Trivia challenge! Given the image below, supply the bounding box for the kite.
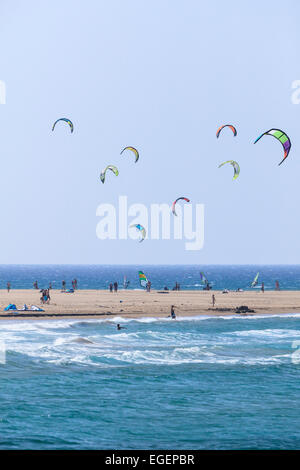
[216,124,237,138]
[218,160,240,180]
[100,165,119,183]
[52,118,74,133]
[171,197,190,216]
[254,129,291,166]
[130,223,146,242]
[120,146,139,163]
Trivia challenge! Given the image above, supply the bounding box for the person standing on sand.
[109,283,113,292]
[33,281,38,290]
[212,294,215,307]
[261,282,265,293]
[49,282,52,290]
[275,280,280,291]
[7,282,11,293]
[114,282,118,293]
[74,279,78,290]
[62,280,66,292]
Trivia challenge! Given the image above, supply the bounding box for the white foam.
[1,314,299,368]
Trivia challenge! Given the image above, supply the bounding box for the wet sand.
[0,289,299,320]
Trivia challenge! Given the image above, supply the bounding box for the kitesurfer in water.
[169,305,176,319]
[117,324,126,330]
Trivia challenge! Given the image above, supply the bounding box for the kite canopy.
[100,165,119,183]
[254,129,291,166]
[218,160,240,180]
[171,197,190,216]
[52,118,74,133]
[216,124,237,138]
[130,223,146,242]
[120,146,139,163]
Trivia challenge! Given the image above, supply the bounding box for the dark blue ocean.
[1,265,300,450]
[0,264,299,291]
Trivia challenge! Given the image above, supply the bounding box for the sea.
[0,264,300,291]
[1,265,300,450]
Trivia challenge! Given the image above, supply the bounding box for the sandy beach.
[0,289,299,320]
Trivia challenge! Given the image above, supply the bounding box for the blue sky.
[0,0,299,264]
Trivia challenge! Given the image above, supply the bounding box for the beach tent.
[30,305,44,311]
[4,304,17,311]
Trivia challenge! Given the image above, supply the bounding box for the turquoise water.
[1,314,300,449]
[0,264,300,290]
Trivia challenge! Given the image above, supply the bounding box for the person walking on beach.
[40,289,47,304]
[74,278,78,290]
[212,294,216,307]
[7,282,11,293]
[275,280,280,291]
[33,280,38,290]
[114,282,118,293]
[109,283,113,292]
[261,282,265,293]
[62,280,66,292]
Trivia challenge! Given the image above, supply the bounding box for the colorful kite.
[216,124,237,138]
[100,165,119,183]
[52,118,74,133]
[172,197,190,216]
[254,129,291,165]
[130,223,146,242]
[218,160,240,180]
[120,146,139,163]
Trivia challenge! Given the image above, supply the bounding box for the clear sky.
[0,0,299,264]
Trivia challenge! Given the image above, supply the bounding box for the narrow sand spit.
[0,289,299,320]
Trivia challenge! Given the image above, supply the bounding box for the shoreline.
[0,289,299,320]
